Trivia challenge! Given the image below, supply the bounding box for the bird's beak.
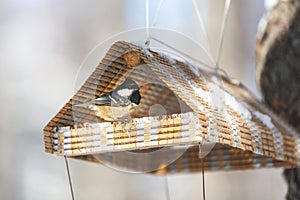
[129,103,137,111]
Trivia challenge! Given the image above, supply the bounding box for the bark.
[256,1,300,199]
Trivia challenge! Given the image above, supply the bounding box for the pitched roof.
[44,41,300,173]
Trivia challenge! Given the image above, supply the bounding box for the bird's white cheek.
[117,88,133,97]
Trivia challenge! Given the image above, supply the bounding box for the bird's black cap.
[116,78,139,90]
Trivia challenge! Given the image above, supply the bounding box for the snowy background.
[0,0,286,199]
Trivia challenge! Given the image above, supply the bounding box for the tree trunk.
[256,0,300,199]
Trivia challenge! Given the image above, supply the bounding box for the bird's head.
[115,78,141,105]
[115,78,139,96]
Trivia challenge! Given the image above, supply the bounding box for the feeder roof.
[44,41,300,174]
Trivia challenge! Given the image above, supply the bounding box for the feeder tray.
[44,41,300,174]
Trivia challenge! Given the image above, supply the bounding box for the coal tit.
[76,78,141,121]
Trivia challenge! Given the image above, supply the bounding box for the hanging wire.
[201,159,206,200]
[145,0,218,75]
[192,0,232,80]
[144,0,232,81]
[151,36,232,80]
[199,143,206,200]
[151,37,215,70]
[145,0,165,45]
[164,176,171,200]
[192,0,216,66]
[215,0,232,69]
[145,0,150,45]
[152,0,165,27]
[64,156,75,200]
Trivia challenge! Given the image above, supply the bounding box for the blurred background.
[0,0,286,199]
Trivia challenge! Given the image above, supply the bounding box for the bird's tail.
[73,101,93,108]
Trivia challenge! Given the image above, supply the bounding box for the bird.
[256,0,300,199]
[76,78,141,121]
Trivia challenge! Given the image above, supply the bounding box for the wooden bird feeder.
[44,41,300,174]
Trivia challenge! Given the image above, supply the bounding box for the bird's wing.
[92,95,115,106]
[74,93,131,107]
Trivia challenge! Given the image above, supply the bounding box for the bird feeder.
[44,41,300,174]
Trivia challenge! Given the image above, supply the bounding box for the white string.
[215,0,232,69]
[199,143,206,200]
[164,176,170,200]
[152,0,165,27]
[145,0,150,45]
[148,0,232,81]
[192,0,215,66]
[152,36,230,79]
[152,37,215,70]
[64,156,75,200]
[145,0,165,45]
